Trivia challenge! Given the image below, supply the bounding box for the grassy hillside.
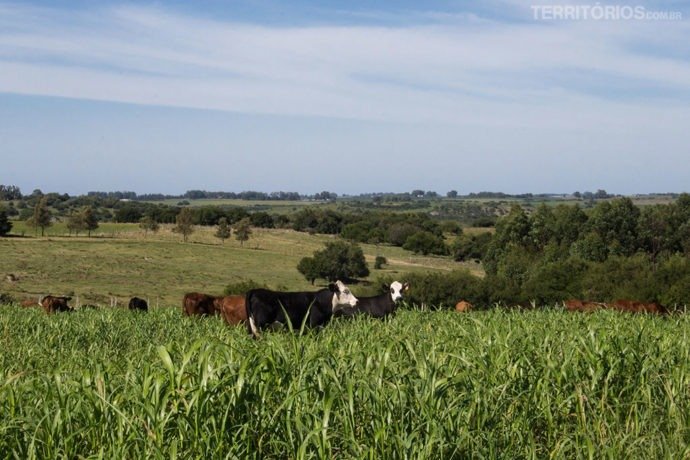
[0,225,472,306]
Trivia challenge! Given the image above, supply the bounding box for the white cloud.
[0,2,688,128]
[1,1,689,196]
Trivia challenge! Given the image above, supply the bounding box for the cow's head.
[387,281,410,302]
[329,280,358,311]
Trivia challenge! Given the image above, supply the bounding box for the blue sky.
[1,0,689,196]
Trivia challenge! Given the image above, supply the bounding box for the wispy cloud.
[0,1,688,129]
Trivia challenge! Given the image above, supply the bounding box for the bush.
[374,256,387,269]
[297,241,369,283]
[403,231,447,256]
[379,270,484,309]
[223,279,269,296]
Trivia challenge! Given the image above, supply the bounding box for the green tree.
[173,207,194,242]
[28,196,52,236]
[139,215,160,237]
[588,198,640,256]
[299,241,369,282]
[403,231,448,255]
[234,218,252,247]
[528,204,556,251]
[82,206,99,237]
[374,255,387,269]
[66,209,85,236]
[297,257,321,284]
[215,217,231,244]
[0,208,12,236]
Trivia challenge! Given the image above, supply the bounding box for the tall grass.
[1,306,690,458]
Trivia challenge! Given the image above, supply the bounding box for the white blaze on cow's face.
[389,281,409,302]
[331,280,358,312]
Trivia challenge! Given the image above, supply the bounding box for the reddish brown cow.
[20,298,40,308]
[182,292,218,316]
[40,295,73,314]
[609,299,668,315]
[564,299,607,313]
[455,300,473,312]
[214,295,247,325]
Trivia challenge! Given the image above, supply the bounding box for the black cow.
[334,281,409,319]
[245,280,358,338]
[128,296,148,311]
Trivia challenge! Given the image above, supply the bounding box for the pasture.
[1,306,690,458]
[0,225,468,306]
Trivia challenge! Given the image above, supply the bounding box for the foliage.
[28,196,52,236]
[173,207,194,242]
[67,206,99,237]
[3,308,690,457]
[374,255,387,269]
[223,279,269,295]
[234,218,252,246]
[298,241,369,283]
[139,215,160,236]
[214,217,231,244]
[402,231,448,255]
[451,232,492,262]
[0,184,22,200]
[0,208,12,236]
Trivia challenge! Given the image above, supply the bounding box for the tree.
[82,206,99,236]
[297,257,320,284]
[297,241,369,283]
[374,255,387,269]
[0,208,12,236]
[139,215,160,237]
[66,209,85,236]
[215,217,231,244]
[173,207,194,242]
[403,231,448,255]
[447,190,458,198]
[234,218,252,247]
[28,196,52,236]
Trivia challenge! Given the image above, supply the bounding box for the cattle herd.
[19,281,670,336]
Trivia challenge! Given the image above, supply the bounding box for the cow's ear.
[382,283,389,292]
[328,283,337,292]
[403,283,410,291]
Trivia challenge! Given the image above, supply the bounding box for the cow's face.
[329,280,358,311]
[389,281,409,302]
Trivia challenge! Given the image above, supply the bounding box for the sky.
[1,0,689,196]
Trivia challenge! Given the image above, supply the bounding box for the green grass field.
[1,306,689,458]
[0,225,471,306]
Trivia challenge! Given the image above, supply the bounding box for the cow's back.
[215,295,247,325]
[455,300,473,312]
[41,295,72,314]
[183,292,217,316]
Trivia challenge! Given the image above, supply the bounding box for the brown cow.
[40,295,73,314]
[182,292,219,316]
[564,299,607,313]
[20,298,41,308]
[214,295,247,325]
[609,299,668,315]
[455,300,473,312]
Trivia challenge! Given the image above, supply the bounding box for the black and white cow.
[334,281,409,319]
[245,280,358,338]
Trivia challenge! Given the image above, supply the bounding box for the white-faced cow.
[334,281,409,320]
[245,280,358,338]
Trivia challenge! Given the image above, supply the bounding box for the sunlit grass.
[0,227,471,306]
[1,307,689,458]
